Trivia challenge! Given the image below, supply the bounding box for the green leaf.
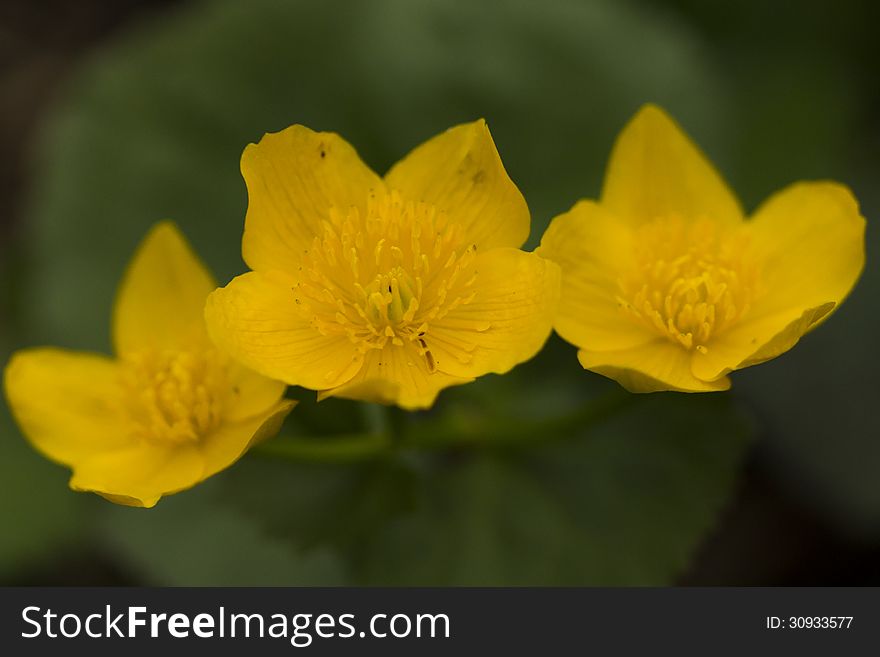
[222,391,752,585]
[218,455,420,557]
[363,394,752,585]
[97,481,348,586]
[0,350,88,581]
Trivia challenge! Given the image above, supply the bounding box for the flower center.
[617,215,760,353]
[294,190,478,377]
[119,349,228,443]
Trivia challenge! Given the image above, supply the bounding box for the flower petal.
[537,200,656,352]
[601,104,743,227]
[69,443,203,508]
[426,248,560,378]
[224,362,288,423]
[691,182,865,381]
[747,182,865,321]
[692,303,835,381]
[321,343,473,410]
[241,125,385,273]
[3,348,132,466]
[384,120,529,249]
[578,341,731,393]
[205,270,362,390]
[113,221,215,355]
[202,399,296,479]
[69,401,296,508]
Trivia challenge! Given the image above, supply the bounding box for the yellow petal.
[427,248,560,378]
[578,341,731,393]
[601,104,743,226]
[537,200,656,351]
[747,182,865,321]
[202,399,296,480]
[691,182,865,381]
[692,303,835,381]
[69,402,296,508]
[69,443,203,509]
[3,348,132,466]
[241,125,385,273]
[113,221,215,355]
[384,119,529,249]
[321,343,473,410]
[224,362,288,423]
[205,270,363,390]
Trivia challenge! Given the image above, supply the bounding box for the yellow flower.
[538,104,866,392]
[3,222,295,507]
[205,120,560,409]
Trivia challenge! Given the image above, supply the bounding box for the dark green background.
[0,0,877,584]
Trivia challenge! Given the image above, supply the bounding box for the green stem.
[253,431,390,462]
[397,388,636,451]
[360,402,391,435]
[253,389,635,463]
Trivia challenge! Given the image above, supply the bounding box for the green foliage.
[0,237,88,578]
[98,482,347,586]
[211,353,752,585]
[0,350,87,580]
[364,395,751,585]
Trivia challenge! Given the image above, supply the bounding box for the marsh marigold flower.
[538,104,865,392]
[3,222,295,507]
[205,120,560,409]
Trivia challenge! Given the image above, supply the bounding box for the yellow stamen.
[119,349,228,443]
[293,190,481,370]
[617,215,761,352]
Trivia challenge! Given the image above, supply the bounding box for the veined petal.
[537,200,656,351]
[241,125,385,273]
[205,270,362,390]
[601,104,743,227]
[385,120,529,249]
[427,248,560,378]
[224,362,288,423]
[69,443,203,508]
[3,348,132,466]
[113,221,215,355]
[692,303,835,381]
[321,343,473,410]
[202,399,296,480]
[691,182,865,381]
[578,341,731,393]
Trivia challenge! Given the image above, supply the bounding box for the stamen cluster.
[618,216,760,353]
[120,349,228,443]
[294,190,479,378]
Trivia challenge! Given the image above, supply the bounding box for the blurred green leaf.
[222,393,751,585]
[98,481,348,586]
[0,354,88,582]
[0,238,89,581]
[220,455,420,555]
[364,394,752,585]
[725,53,856,211]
